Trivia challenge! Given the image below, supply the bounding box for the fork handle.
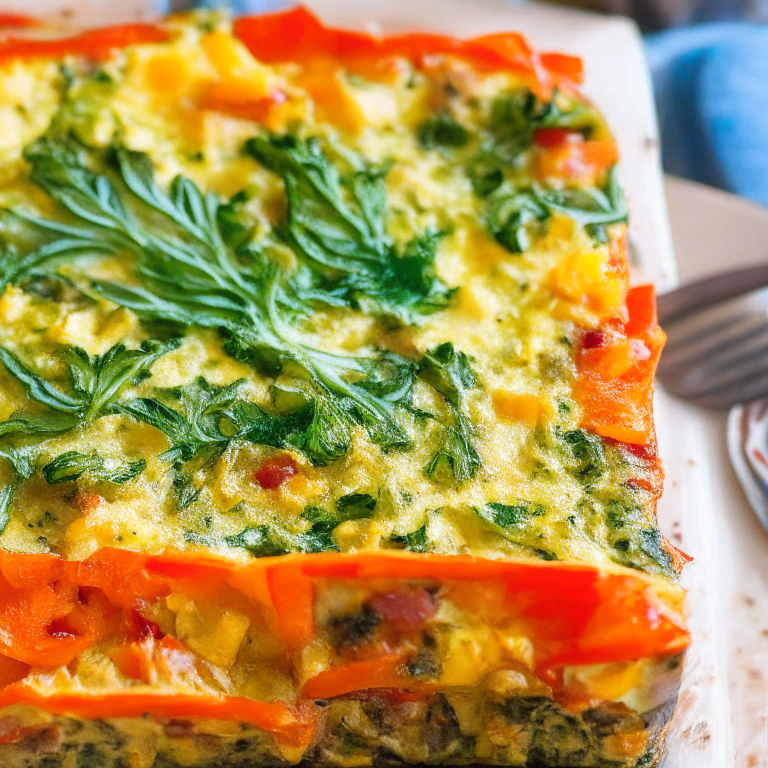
[658,263,768,324]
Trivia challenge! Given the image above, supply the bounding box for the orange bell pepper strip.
[296,551,689,669]
[0,14,36,28]
[0,686,319,747]
[234,6,582,95]
[267,561,315,653]
[303,652,409,699]
[110,639,156,684]
[0,548,688,686]
[0,654,29,688]
[574,284,666,446]
[0,552,114,667]
[0,22,170,65]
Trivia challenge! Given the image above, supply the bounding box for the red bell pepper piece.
[0,22,170,65]
[574,283,666,446]
[234,5,582,95]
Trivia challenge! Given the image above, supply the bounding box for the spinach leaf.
[42,450,146,485]
[298,492,377,553]
[118,377,249,465]
[0,339,177,436]
[390,522,428,552]
[225,492,377,557]
[604,499,675,576]
[535,166,627,228]
[557,427,606,486]
[418,343,481,483]
[418,114,470,150]
[0,339,173,528]
[121,377,355,468]
[0,446,32,535]
[474,501,555,559]
[485,189,549,253]
[225,525,289,557]
[486,167,627,254]
[171,465,201,510]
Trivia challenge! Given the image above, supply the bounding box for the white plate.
[664,175,768,768]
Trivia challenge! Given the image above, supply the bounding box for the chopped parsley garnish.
[0,340,175,530]
[6,135,426,463]
[246,134,455,324]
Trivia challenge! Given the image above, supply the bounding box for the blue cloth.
[646,24,768,206]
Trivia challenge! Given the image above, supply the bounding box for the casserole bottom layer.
[0,688,677,768]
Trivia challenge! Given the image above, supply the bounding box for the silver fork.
[657,264,768,408]
[657,265,768,531]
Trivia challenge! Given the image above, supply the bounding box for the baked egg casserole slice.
[0,8,688,768]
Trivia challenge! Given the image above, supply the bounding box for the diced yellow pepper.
[297,60,366,135]
[143,51,193,94]
[552,248,624,317]
[458,283,492,319]
[493,390,547,428]
[440,625,501,686]
[201,31,273,102]
[166,593,251,669]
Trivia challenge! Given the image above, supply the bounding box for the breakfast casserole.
[0,7,689,767]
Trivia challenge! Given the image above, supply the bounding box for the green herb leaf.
[42,450,146,485]
[297,492,377,553]
[225,525,289,557]
[119,377,248,465]
[486,189,549,253]
[418,113,470,150]
[0,339,177,437]
[535,166,627,228]
[171,465,202,510]
[336,492,377,519]
[474,501,555,559]
[557,427,606,486]
[487,167,627,254]
[0,340,173,531]
[390,522,428,552]
[418,343,481,483]
[13,136,419,460]
[246,134,455,324]
[121,377,349,468]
